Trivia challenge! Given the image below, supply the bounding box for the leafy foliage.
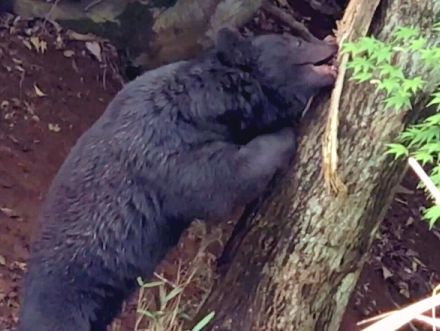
[343,23,440,227]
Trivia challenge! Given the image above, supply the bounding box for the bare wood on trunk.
[195,1,440,330]
[322,0,381,194]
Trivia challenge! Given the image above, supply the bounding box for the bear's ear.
[215,27,252,67]
[216,27,243,51]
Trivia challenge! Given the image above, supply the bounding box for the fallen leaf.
[406,248,418,256]
[30,36,40,50]
[0,255,6,266]
[398,282,410,299]
[67,31,98,41]
[382,266,393,279]
[55,34,64,49]
[405,216,414,226]
[411,261,418,272]
[275,0,289,6]
[12,58,22,65]
[0,100,9,109]
[34,84,46,97]
[413,256,424,267]
[11,98,21,107]
[48,123,61,132]
[63,50,75,58]
[0,207,19,218]
[22,39,32,50]
[10,261,26,272]
[85,41,102,62]
[399,286,410,298]
[30,36,47,54]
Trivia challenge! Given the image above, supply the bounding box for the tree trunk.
[195,1,440,330]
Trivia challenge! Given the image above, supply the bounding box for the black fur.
[17,28,337,331]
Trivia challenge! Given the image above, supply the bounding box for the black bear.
[17,28,337,331]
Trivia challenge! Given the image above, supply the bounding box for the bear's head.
[216,27,338,112]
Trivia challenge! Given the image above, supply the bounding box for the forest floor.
[0,12,439,331]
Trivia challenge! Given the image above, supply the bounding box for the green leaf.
[419,142,440,154]
[351,71,373,83]
[431,164,440,176]
[358,36,381,55]
[414,151,434,164]
[423,205,440,229]
[179,312,192,321]
[430,166,440,187]
[420,48,440,68]
[378,64,405,79]
[386,143,409,159]
[370,45,393,64]
[423,113,440,126]
[376,78,401,95]
[341,42,361,55]
[347,56,374,75]
[137,309,158,320]
[399,126,420,143]
[159,283,167,309]
[402,76,425,94]
[408,37,427,51]
[392,26,419,42]
[163,287,183,304]
[384,90,412,111]
[139,280,164,288]
[192,312,216,331]
[407,126,440,148]
[433,22,440,32]
[430,172,440,187]
[428,90,440,107]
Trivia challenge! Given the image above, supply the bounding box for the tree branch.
[262,0,319,42]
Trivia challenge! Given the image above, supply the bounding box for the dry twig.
[262,0,319,42]
[360,290,440,331]
[408,157,440,205]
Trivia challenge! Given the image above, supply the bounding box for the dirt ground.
[340,170,440,331]
[0,14,439,331]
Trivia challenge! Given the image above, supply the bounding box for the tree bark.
[195,1,440,330]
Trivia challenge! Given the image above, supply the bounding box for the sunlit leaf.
[392,26,419,42]
[423,205,440,229]
[192,312,216,331]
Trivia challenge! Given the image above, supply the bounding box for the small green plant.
[342,24,440,227]
[136,276,215,331]
[134,223,221,331]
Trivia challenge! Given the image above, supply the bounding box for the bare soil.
[0,14,439,331]
[340,171,440,331]
[0,16,122,329]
